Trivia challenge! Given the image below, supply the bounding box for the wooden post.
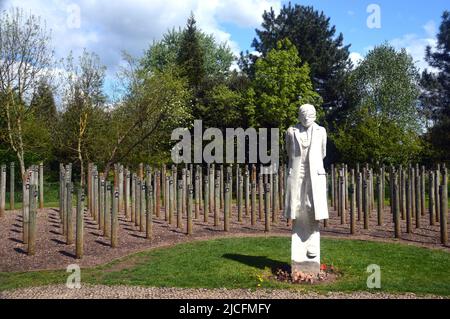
[177,180,183,229]
[76,188,84,259]
[244,167,249,217]
[131,174,136,224]
[401,167,406,220]
[187,184,193,235]
[169,177,174,225]
[195,166,200,219]
[27,184,37,255]
[9,162,14,210]
[440,167,448,245]
[99,177,105,232]
[377,173,382,226]
[182,168,187,218]
[237,168,243,222]
[154,170,160,219]
[104,182,111,238]
[38,162,44,209]
[66,182,74,245]
[209,164,214,213]
[0,165,6,217]
[23,174,30,244]
[411,167,416,218]
[331,164,335,208]
[363,176,369,230]
[136,179,141,227]
[429,171,435,226]
[258,168,263,220]
[140,181,146,232]
[435,166,440,222]
[111,187,119,248]
[393,174,401,239]
[251,181,256,226]
[203,176,209,223]
[421,166,426,217]
[350,169,356,234]
[415,173,421,229]
[406,180,412,234]
[357,172,362,221]
[224,182,230,232]
[214,175,220,227]
[339,173,345,224]
[265,183,271,232]
[146,183,153,240]
[220,165,224,210]
[272,171,279,224]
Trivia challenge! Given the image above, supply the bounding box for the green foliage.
[249,3,351,112]
[250,38,322,133]
[331,44,423,165]
[421,11,450,162]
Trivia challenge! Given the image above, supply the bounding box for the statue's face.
[298,104,316,128]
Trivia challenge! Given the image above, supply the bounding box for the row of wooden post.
[0,162,44,218]
[330,163,448,245]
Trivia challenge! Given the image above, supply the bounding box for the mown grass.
[0,237,449,296]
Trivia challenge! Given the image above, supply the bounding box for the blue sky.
[2,0,448,92]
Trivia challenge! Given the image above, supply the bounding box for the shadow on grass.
[222,253,289,274]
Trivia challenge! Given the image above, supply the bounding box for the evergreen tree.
[30,81,57,123]
[247,3,351,113]
[421,11,450,161]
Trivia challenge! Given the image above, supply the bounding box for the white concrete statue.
[284,104,329,275]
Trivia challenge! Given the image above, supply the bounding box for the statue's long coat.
[284,123,329,221]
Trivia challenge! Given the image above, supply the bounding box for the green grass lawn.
[0,237,449,296]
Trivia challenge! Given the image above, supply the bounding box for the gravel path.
[0,284,445,299]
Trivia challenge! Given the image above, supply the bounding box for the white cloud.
[349,52,363,67]
[390,34,437,72]
[2,0,281,84]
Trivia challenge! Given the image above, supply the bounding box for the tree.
[0,8,54,181]
[141,14,236,124]
[331,44,423,165]
[30,81,57,123]
[59,50,106,185]
[99,54,191,176]
[249,38,322,133]
[420,11,450,161]
[248,3,351,113]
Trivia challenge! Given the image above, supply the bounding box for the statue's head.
[298,104,316,128]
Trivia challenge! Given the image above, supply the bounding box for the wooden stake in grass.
[435,166,440,223]
[23,176,30,244]
[440,167,448,246]
[155,170,160,218]
[66,182,74,245]
[203,175,209,223]
[140,181,146,232]
[0,164,6,217]
[331,164,335,209]
[136,179,141,227]
[377,173,382,226]
[187,184,193,235]
[363,177,369,230]
[177,180,183,229]
[224,182,230,232]
[406,179,412,234]
[415,173,421,229]
[250,181,256,226]
[104,182,111,238]
[111,187,119,248]
[393,174,401,239]
[357,172,362,221]
[146,183,153,240]
[272,172,279,225]
[27,184,37,255]
[99,177,105,232]
[195,167,200,219]
[339,173,345,224]
[169,177,174,225]
[214,176,220,227]
[76,188,84,259]
[131,174,136,224]
[39,162,44,209]
[238,168,243,222]
[264,183,271,233]
[350,169,356,235]
[9,162,14,211]
[429,171,435,226]
[258,167,263,220]
[244,167,249,217]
